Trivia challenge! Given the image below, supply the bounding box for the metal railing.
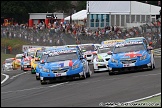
[1,24,161,54]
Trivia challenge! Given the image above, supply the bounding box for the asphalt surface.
[1,57,161,107]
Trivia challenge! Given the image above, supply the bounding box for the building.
[64,10,87,25]
[28,13,68,27]
[86,1,161,29]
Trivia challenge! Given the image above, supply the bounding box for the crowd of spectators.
[1,18,161,49]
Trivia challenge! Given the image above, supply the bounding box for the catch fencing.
[1,24,161,55]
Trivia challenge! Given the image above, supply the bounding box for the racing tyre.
[40,80,47,85]
[153,57,155,69]
[13,65,16,70]
[81,71,87,79]
[149,58,155,70]
[86,67,91,78]
[109,72,114,76]
[36,75,40,80]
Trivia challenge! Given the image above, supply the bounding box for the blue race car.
[108,40,155,75]
[39,48,91,84]
[35,48,57,80]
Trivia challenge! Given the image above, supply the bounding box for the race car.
[31,58,40,74]
[125,37,154,54]
[12,54,23,70]
[21,48,37,71]
[64,44,78,48]
[101,39,125,45]
[2,58,14,71]
[78,44,98,63]
[39,47,91,85]
[31,48,45,74]
[93,45,114,72]
[108,40,155,75]
[35,48,57,80]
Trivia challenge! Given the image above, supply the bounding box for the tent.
[64,10,87,21]
[87,1,161,15]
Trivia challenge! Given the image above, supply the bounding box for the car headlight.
[72,64,79,69]
[38,65,42,69]
[42,67,50,72]
[111,58,118,63]
[140,55,147,60]
[96,58,104,62]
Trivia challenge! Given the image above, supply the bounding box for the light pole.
[87,1,90,28]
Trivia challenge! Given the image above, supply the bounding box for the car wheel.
[31,69,35,74]
[86,67,91,78]
[109,72,114,75]
[40,80,47,85]
[153,57,155,69]
[36,75,40,80]
[150,62,154,70]
[81,70,87,79]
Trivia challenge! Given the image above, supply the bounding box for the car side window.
[78,49,83,57]
[143,39,148,47]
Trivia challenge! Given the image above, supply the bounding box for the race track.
[1,57,161,107]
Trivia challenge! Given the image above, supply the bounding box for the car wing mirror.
[40,60,44,64]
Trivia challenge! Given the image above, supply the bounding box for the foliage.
[1,1,160,24]
[1,38,30,49]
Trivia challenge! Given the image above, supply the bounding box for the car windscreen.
[40,54,48,61]
[36,51,43,57]
[16,56,22,59]
[5,59,13,63]
[80,45,95,51]
[46,53,78,63]
[27,52,35,56]
[113,44,145,54]
[98,47,114,53]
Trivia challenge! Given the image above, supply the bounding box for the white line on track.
[1,82,69,94]
[111,93,161,107]
[10,72,27,79]
[125,92,161,103]
[1,73,9,84]
[104,93,161,107]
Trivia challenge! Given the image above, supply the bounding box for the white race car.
[78,44,100,63]
[2,58,14,71]
[93,45,114,72]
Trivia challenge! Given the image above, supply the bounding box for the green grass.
[137,95,161,103]
[117,95,161,107]
[1,38,32,51]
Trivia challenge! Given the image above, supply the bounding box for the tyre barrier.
[153,48,161,56]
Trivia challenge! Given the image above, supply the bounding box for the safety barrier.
[153,48,161,56]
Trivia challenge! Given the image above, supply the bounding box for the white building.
[86,1,161,28]
[64,10,87,25]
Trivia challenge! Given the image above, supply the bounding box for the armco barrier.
[153,48,161,56]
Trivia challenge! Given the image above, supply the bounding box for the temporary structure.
[64,10,87,21]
